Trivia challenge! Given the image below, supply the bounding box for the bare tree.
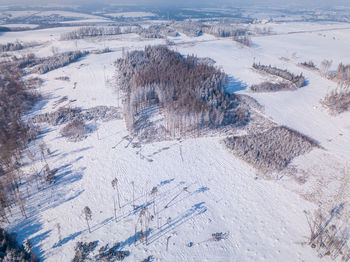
[111,178,121,209]
[83,206,92,233]
[56,223,62,242]
[320,59,333,77]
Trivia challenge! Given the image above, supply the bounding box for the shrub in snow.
[96,243,130,261]
[299,61,317,70]
[73,241,130,261]
[0,41,39,52]
[55,76,70,81]
[60,119,88,142]
[321,84,350,115]
[335,63,350,82]
[72,241,98,262]
[224,126,319,172]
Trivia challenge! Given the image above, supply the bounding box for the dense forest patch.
[115,45,249,141]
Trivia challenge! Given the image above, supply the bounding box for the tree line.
[60,26,122,40]
[0,61,41,224]
[253,63,305,88]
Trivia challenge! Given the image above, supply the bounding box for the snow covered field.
[2,19,350,261]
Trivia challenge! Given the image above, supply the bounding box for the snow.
[105,12,157,18]
[59,18,112,24]
[1,10,104,20]
[0,23,39,29]
[3,20,350,261]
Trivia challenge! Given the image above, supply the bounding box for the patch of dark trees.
[137,24,179,39]
[60,26,122,40]
[224,126,319,172]
[252,63,306,92]
[0,228,38,261]
[0,27,10,32]
[299,61,318,70]
[6,51,88,75]
[72,241,130,262]
[321,63,350,115]
[0,41,39,53]
[31,51,88,74]
[115,45,249,141]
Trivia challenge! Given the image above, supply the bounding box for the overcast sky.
[2,0,350,8]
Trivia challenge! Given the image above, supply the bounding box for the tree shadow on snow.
[225,76,247,93]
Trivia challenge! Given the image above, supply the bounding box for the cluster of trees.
[224,126,318,172]
[137,24,178,39]
[0,41,39,53]
[321,82,350,115]
[115,45,248,139]
[172,21,203,37]
[253,63,305,88]
[233,35,252,47]
[33,106,122,126]
[31,51,88,74]
[335,63,350,82]
[60,26,122,40]
[250,81,294,92]
[321,62,350,115]
[299,61,317,70]
[60,119,89,142]
[0,228,37,261]
[72,240,130,261]
[1,51,87,75]
[203,24,249,38]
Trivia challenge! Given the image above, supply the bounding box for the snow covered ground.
[3,20,350,261]
[105,12,157,18]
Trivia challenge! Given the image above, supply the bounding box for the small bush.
[299,61,317,70]
[60,119,88,142]
[55,76,70,81]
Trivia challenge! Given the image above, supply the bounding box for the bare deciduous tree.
[83,206,92,233]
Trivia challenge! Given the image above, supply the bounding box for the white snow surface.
[3,21,350,261]
[105,12,156,18]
